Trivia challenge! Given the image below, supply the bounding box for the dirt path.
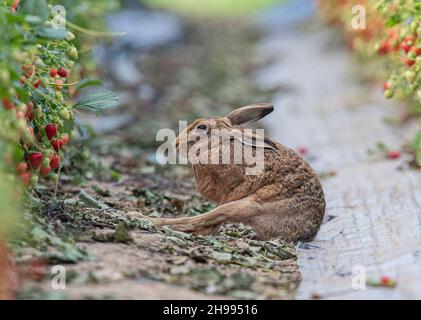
[16,17,300,300]
[256,6,421,299]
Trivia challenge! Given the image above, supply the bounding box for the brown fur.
[135,104,325,242]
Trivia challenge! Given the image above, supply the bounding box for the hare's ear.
[229,128,276,150]
[226,103,273,126]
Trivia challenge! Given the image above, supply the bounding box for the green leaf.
[74,89,120,113]
[20,0,48,23]
[385,14,402,27]
[75,78,103,90]
[62,119,75,135]
[34,27,69,39]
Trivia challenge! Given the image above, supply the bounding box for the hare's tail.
[135,197,260,235]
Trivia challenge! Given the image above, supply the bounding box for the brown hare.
[138,103,325,242]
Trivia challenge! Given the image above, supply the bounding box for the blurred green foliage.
[0,131,19,236]
[144,0,283,16]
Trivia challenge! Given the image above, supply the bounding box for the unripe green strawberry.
[409,21,418,33]
[70,129,77,140]
[405,70,415,82]
[417,90,421,103]
[11,49,27,63]
[66,32,75,41]
[16,103,27,114]
[59,108,70,120]
[22,130,33,145]
[30,174,39,187]
[13,119,27,133]
[42,149,55,158]
[41,157,50,168]
[408,50,417,61]
[384,89,394,99]
[34,56,45,67]
[34,105,43,119]
[81,150,90,160]
[40,76,49,87]
[51,173,59,183]
[55,91,64,101]
[8,87,16,96]
[69,47,78,60]
[0,69,10,83]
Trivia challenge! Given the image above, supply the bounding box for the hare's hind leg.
[247,197,325,242]
[137,197,261,235]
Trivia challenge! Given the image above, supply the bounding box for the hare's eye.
[197,124,207,131]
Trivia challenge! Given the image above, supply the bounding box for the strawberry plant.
[318,0,420,107]
[317,0,420,165]
[0,0,119,190]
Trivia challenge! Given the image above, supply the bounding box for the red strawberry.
[380,276,395,287]
[50,154,60,170]
[16,162,27,174]
[401,41,412,54]
[15,110,25,119]
[410,46,421,56]
[26,101,34,116]
[21,64,35,77]
[60,134,69,145]
[377,41,390,55]
[7,101,15,110]
[28,152,43,170]
[388,150,400,159]
[54,79,63,90]
[404,57,415,67]
[298,146,308,155]
[50,68,58,77]
[21,172,31,186]
[52,139,64,151]
[58,67,68,78]
[11,0,20,11]
[40,166,51,177]
[34,79,41,89]
[45,123,58,140]
[383,82,391,91]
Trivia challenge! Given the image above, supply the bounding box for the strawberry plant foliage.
[0,0,119,189]
[318,0,420,106]
[74,89,120,113]
[318,0,421,165]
